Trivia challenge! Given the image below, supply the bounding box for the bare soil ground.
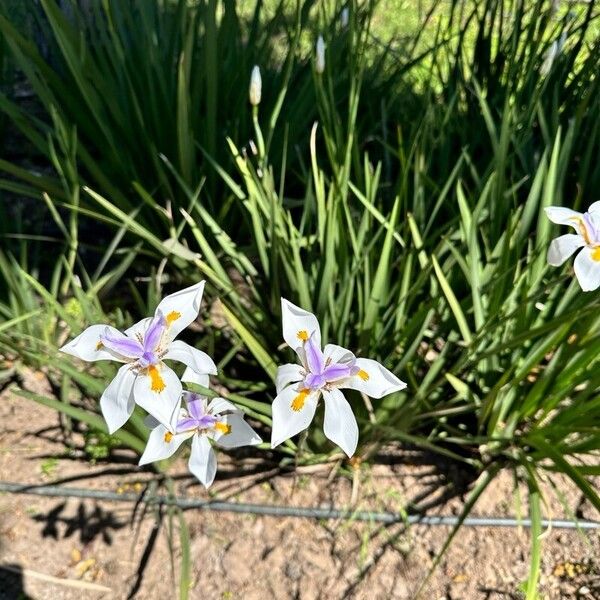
[0,372,599,600]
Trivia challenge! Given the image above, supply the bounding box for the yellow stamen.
[215,422,231,435]
[297,330,308,342]
[96,341,104,350]
[357,369,370,381]
[166,310,182,325]
[148,365,166,393]
[164,431,173,443]
[592,247,600,262]
[291,389,309,411]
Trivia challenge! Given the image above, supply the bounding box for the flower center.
[304,372,327,390]
[175,413,232,436]
[195,415,218,429]
[138,350,158,369]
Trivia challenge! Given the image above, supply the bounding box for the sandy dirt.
[0,371,599,600]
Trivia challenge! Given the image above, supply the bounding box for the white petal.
[341,358,406,399]
[323,344,356,365]
[181,367,210,388]
[144,405,187,429]
[60,324,126,363]
[270,385,319,449]
[139,424,188,465]
[544,206,582,228]
[574,247,600,291]
[587,201,600,216]
[189,435,217,488]
[214,413,262,448]
[207,397,240,415]
[276,363,304,394]
[124,317,152,340]
[322,388,358,457]
[99,365,137,433]
[547,234,585,266]
[281,298,321,353]
[163,340,217,375]
[133,364,182,427]
[155,281,205,340]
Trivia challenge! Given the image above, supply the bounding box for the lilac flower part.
[176,417,202,432]
[100,330,143,359]
[176,414,217,432]
[196,414,218,428]
[183,392,205,418]
[180,393,220,430]
[583,212,600,244]
[186,397,206,421]
[322,363,352,381]
[305,333,324,373]
[137,351,158,369]
[143,313,166,352]
[305,372,327,390]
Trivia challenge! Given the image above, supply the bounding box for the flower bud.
[341,7,349,28]
[249,65,262,106]
[541,41,558,76]
[315,36,325,74]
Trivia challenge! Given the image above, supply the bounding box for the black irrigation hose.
[1,481,600,530]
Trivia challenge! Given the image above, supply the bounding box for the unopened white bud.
[341,7,349,28]
[316,36,325,74]
[558,30,567,53]
[541,41,558,76]
[249,65,262,106]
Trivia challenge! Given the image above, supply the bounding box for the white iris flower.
[546,203,600,291]
[60,282,217,432]
[140,378,262,488]
[271,299,406,457]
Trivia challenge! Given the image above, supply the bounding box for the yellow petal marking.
[96,341,104,350]
[215,422,231,435]
[291,388,309,411]
[357,369,370,381]
[148,365,166,393]
[592,247,600,262]
[166,310,182,325]
[297,330,308,342]
[570,217,591,246]
[164,431,173,443]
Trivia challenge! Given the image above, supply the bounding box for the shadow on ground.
[33,501,126,545]
[0,564,33,599]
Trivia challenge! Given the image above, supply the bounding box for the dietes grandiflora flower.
[60,282,217,432]
[271,299,406,457]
